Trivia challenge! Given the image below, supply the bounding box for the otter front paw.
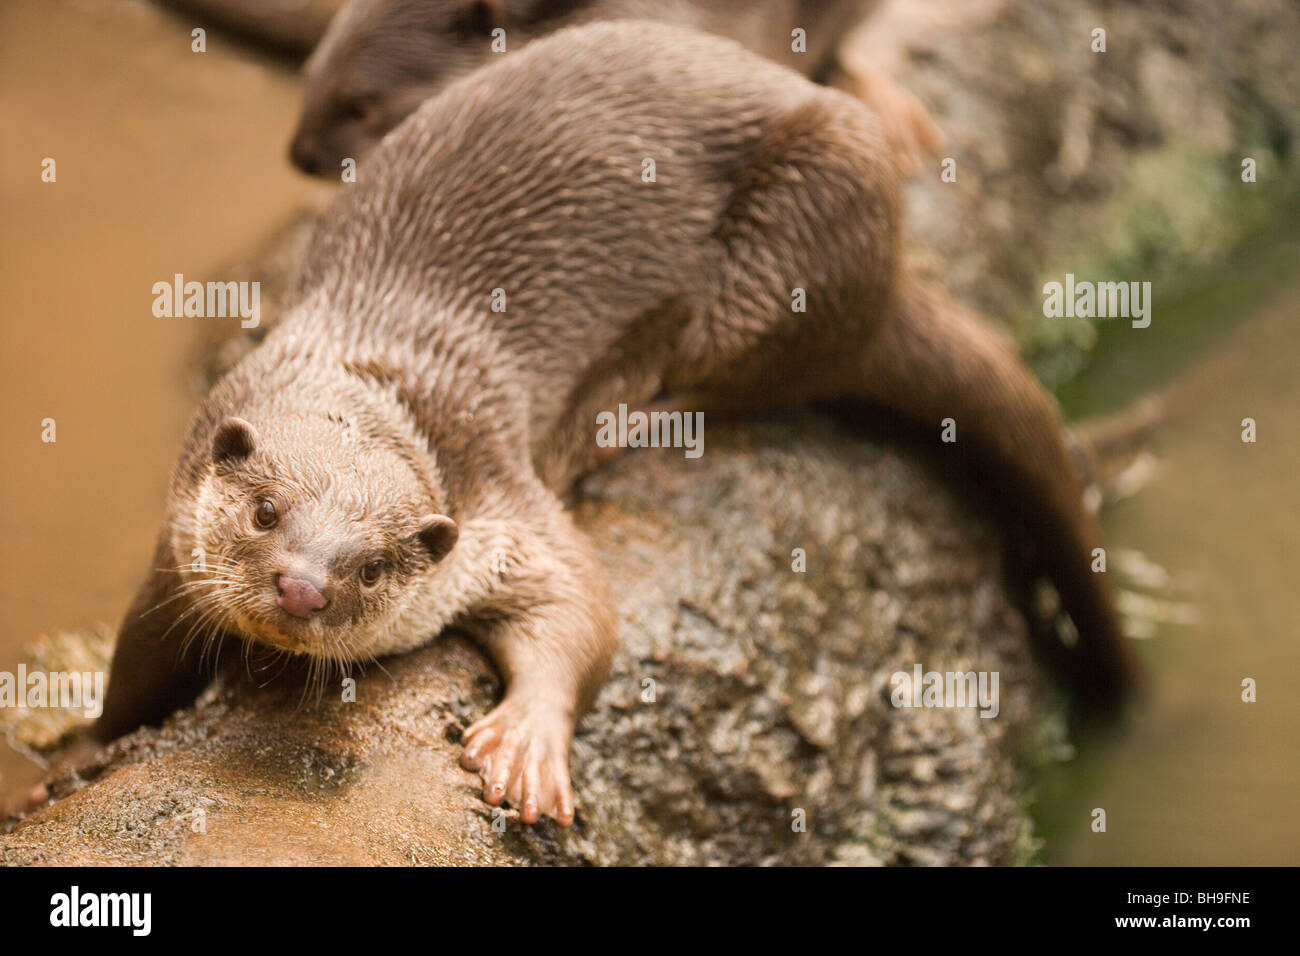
[2,779,51,821]
[459,699,576,827]
[2,734,107,820]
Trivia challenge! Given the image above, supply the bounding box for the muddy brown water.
[1036,260,1300,865]
[2,0,1297,864]
[0,0,324,795]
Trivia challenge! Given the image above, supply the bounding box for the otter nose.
[289,133,322,176]
[276,575,328,618]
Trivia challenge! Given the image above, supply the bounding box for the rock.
[848,0,1300,385]
[0,414,1047,865]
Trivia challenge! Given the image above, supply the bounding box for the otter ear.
[212,417,258,463]
[416,514,459,563]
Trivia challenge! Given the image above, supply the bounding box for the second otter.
[95,21,1135,826]
[289,0,875,175]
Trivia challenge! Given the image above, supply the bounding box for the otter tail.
[856,276,1141,713]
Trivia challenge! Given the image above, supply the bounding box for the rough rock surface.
[852,0,1300,384]
[1,415,1046,865]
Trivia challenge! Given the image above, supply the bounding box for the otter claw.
[460,701,575,826]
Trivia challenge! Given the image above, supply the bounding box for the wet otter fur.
[89,21,1135,826]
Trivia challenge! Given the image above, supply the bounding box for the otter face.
[289,0,519,175]
[188,416,458,661]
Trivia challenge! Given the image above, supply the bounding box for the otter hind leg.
[672,93,902,393]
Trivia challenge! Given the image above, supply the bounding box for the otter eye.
[254,499,278,529]
[360,559,386,587]
[337,97,372,123]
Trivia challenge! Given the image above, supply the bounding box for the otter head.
[190,414,459,661]
[290,0,584,176]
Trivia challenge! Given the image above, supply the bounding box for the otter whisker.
[180,600,226,666]
[138,576,242,620]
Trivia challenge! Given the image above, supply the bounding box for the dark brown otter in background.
[287,0,920,176]
[85,21,1134,826]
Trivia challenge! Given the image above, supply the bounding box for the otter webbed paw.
[2,734,107,821]
[459,697,576,827]
[2,780,52,821]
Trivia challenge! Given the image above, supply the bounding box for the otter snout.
[289,130,325,176]
[276,574,329,619]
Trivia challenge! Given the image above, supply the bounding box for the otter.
[84,21,1134,827]
[287,0,942,177]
